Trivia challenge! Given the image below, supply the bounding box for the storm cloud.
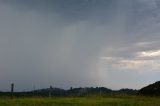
[0,0,160,91]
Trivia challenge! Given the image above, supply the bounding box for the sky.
[0,0,160,91]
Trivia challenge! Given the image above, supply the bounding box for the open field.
[0,96,160,106]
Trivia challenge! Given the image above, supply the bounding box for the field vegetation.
[0,96,160,106]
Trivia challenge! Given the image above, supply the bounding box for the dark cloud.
[0,0,160,91]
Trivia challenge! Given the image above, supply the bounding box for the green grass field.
[0,96,160,106]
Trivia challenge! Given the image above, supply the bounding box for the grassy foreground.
[0,96,160,106]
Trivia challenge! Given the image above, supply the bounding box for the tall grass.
[0,96,160,106]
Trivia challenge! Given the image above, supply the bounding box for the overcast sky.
[0,0,160,91]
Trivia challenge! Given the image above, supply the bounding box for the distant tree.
[70,87,73,90]
[139,81,160,96]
